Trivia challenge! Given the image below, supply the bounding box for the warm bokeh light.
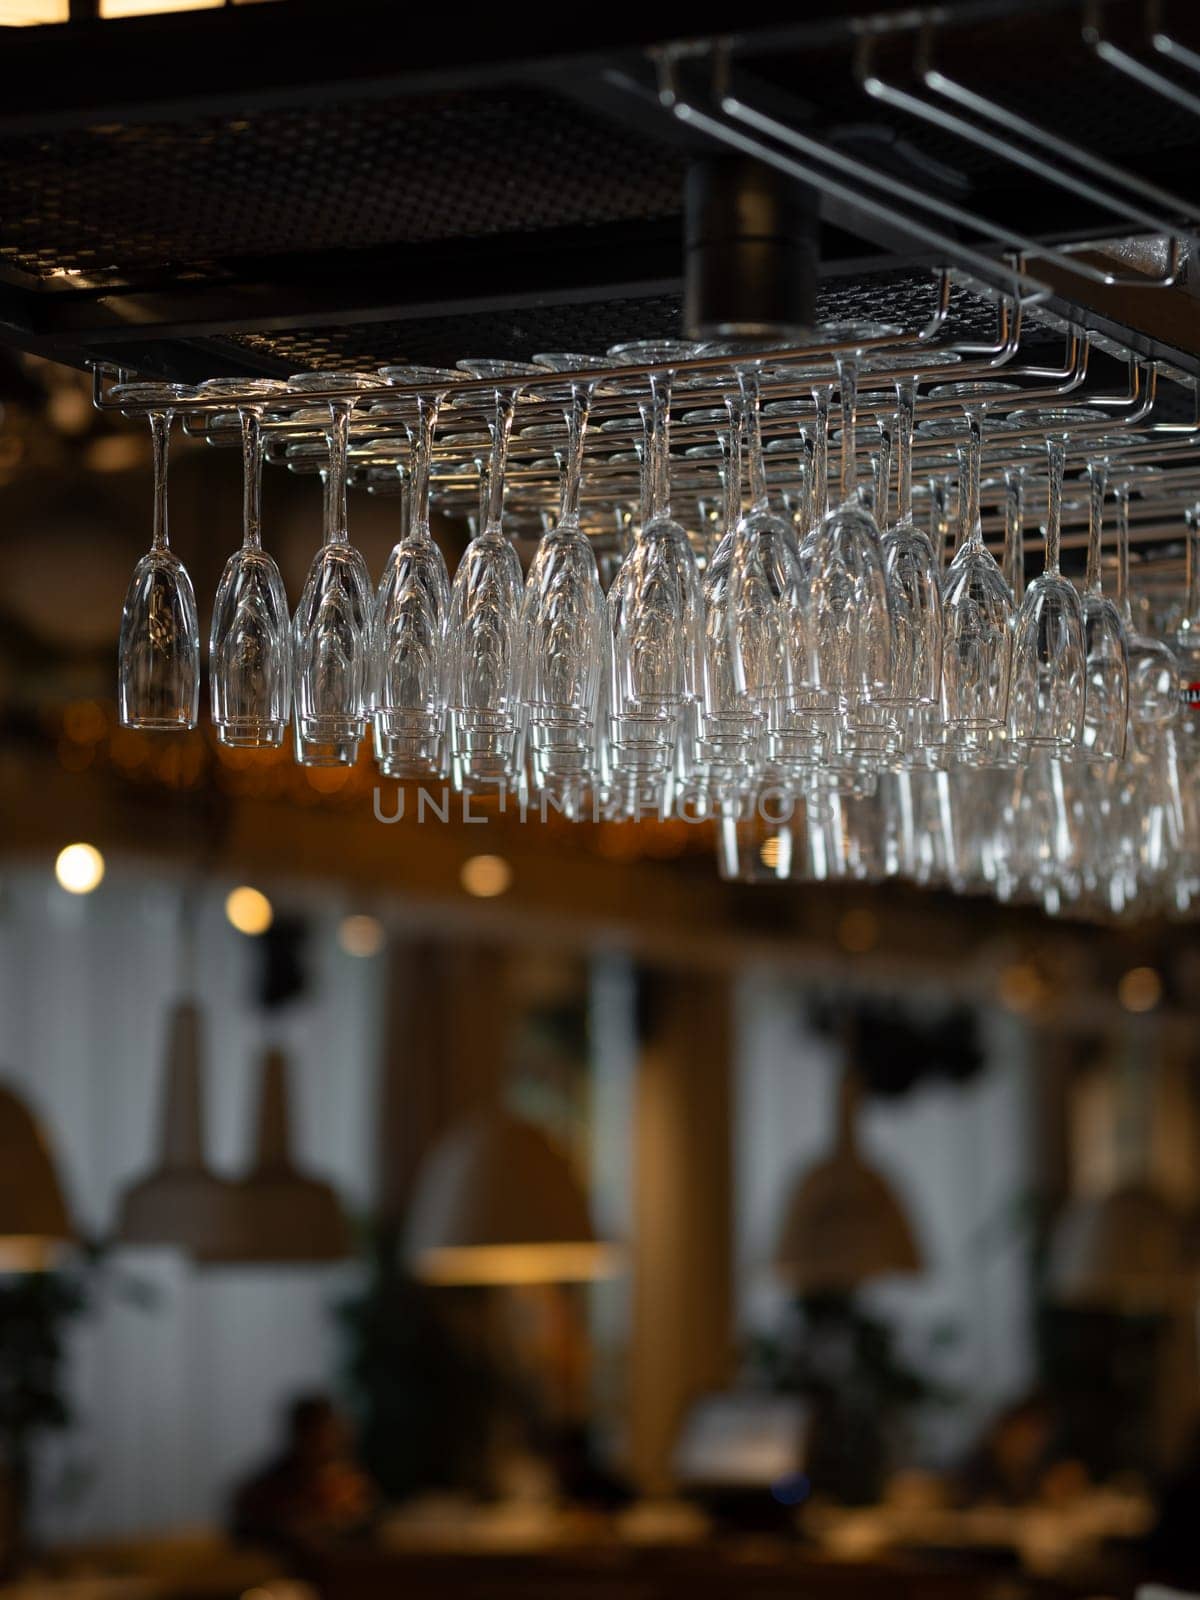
[54,843,105,895]
[759,836,782,870]
[998,962,1045,1015]
[338,914,385,958]
[460,854,513,898]
[413,1241,624,1286]
[1118,965,1162,1014]
[224,886,273,936]
[0,2,68,21]
[100,0,222,14]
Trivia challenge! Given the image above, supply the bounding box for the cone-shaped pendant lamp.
[115,1001,242,1260]
[774,1058,922,1294]
[1049,1036,1188,1311]
[221,1047,350,1264]
[0,1082,73,1272]
[406,1110,620,1286]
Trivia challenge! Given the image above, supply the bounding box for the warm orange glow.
[413,1240,623,1287]
[55,842,105,895]
[998,962,1045,1015]
[338,914,385,958]
[225,886,273,936]
[0,1237,66,1273]
[759,836,782,870]
[1118,965,1162,1014]
[460,854,512,898]
[0,2,68,22]
[100,0,222,14]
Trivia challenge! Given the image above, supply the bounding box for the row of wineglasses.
[111,335,1200,914]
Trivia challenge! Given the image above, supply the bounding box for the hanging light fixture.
[114,1000,241,1260]
[221,1047,350,1264]
[405,1110,620,1286]
[0,1083,73,1271]
[1049,1033,1189,1312]
[773,1057,922,1294]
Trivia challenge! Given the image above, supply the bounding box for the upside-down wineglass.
[446,360,541,791]
[808,350,894,729]
[288,373,379,766]
[1102,471,1175,758]
[1078,452,1129,763]
[604,341,707,814]
[117,384,201,731]
[372,366,464,778]
[938,393,1014,744]
[519,353,612,811]
[203,379,292,748]
[1008,431,1086,756]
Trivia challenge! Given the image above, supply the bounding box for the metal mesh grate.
[0,88,685,284]
[209,272,1038,373]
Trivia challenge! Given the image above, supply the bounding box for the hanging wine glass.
[808,351,894,723]
[1103,472,1175,745]
[604,341,707,813]
[372,366,465,779]
[202,379,292,748]
[446,360,541,791]
[938,390,1014,745]
[1078,451,1129,763]
[1007,427,1086,757]
[879,377,943,711]
[116,383,201,732]
[519,354,611,811]
[288,373,378,767]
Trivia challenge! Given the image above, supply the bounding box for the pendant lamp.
[1049,1035,1188,1311]
[0,1082,73,1272]
[774,1061,922,1294]
[405,1109,620,1286]
[221,1047,350,1264]
[115,1000,242,1260]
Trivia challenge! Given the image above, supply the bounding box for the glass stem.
[953,449,969,558]
[485,389,517,534]
[874,418,893,528]
[718,430,740,537]
[1114,483,1131,623]
[559,385,590,526]
[409,393,440,540]
[895,379,915,526]
[965,410,983,549]
[149,410,171,552]
[797,428,815,533]
[739,370,767,512]
[326,399,351,545]
[1002,469,1025,597]
[811,386,830,522]
[835,354,859,504]
[1084,460,1107,596]
[1045,437,1065,577]
[929,478,949,568]
[239,409,262,552]
[474,456,490,535]
[647,372,671,522]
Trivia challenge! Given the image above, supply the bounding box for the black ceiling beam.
[0,3,852,134]
[0,0,1077,134]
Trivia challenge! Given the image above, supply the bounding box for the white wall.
[0,865,385,1541]
[733,971,1036,1468]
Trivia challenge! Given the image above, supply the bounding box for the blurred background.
[2,350,1200,1600]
